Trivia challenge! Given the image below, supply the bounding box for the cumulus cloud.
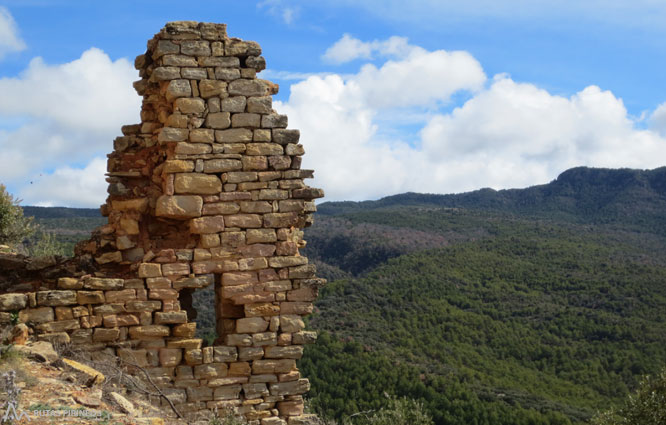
[0,48,138,133]
[319,36,487,109]
[651,102,666,136]
[19,158,108,207]
[0,48,139,207]
[277,38,666,201]
[0,7,25,60]
[322,34,413,64]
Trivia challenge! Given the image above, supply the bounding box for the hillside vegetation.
[22,166,666,424]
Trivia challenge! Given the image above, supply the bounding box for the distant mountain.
[301,166,666,425]
[318,166,666,234]
[22,206,100,219]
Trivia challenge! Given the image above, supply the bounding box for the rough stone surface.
[0,21,324,425]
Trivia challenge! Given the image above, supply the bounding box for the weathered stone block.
[153,40,180,58]
[203,159,242,173]
[173,274,213,290]
[202,202,241,215]
[243,383,269,399]
[181,67,207,79]
[231,113,261,128]
[245,303,280,317]
[246,143,283,156]
[187,386,213,402]
[252,359,296,374]
[280,315,305,333]
[226,39,261,56]
[269,379,310,396]
[184,348,203,365]
[151,66,181,81]
[215,128,252,143]
[213,384,242,400]
[129,325,170,339]
[175,142,212,154]
[162,263,190,276]
[245,55,267,71]
[35,319,80,333]
[162,54,197,66]
[180,40,211,56]
[228,79,269,96]
[166,79,192,101]
[84,278,124,290]
[215,67,241,81]
[18,307,54,324]
[36,291,77,307]
[156,195,203,219]
[159,348,183,367]
[148,289,178,300]
[224,214,262,228]
[175,173,222,194]
[205,112,231,129]
[292,331,317,345]
[190,215,226,233]
[292,188,325,199]
[264,346,304,359]
[261,114,287,128]
[226,171,258,183]
[158,127,189,143]
[93,328,120,342]
[173,322,197,338]
[175,97,206,114]
[138,263,162,278]
[263,213,299,228]
[237,317,269,333]
[155,311,188,324]
[77,291,105,304]
[195,362,228,379]
[199,79,227,98]
[58,277,82,289]
[278,401,304,417]
[0,294,27,311]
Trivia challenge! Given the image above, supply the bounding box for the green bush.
[346,397,434,425]
[592,368,666,425]
[29,230,65,257]
[0,184,34,250]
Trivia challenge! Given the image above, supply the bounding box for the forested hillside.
[25,166,666,424]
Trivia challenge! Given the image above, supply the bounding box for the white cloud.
[258,0,300,25]
[353,47,486,108]
[0,6,26,59]
[651,102,666,136]
[19,157,107,207]
[0,48,138,133]
[323,34,412,64]
[0,48,139,207]
[277,38,666,201]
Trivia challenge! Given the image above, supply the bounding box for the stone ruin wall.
[0,22,324,425]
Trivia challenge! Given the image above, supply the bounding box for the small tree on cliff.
[0,184,34,250]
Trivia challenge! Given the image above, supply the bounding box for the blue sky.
[1,0,665,206]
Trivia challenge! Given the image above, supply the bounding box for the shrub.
[592,367,666,425]
[0,185,34,250]
[345,396,434,425]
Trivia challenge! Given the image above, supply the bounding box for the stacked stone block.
[0,21,323,425]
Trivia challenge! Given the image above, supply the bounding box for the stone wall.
[0,21,324,425]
